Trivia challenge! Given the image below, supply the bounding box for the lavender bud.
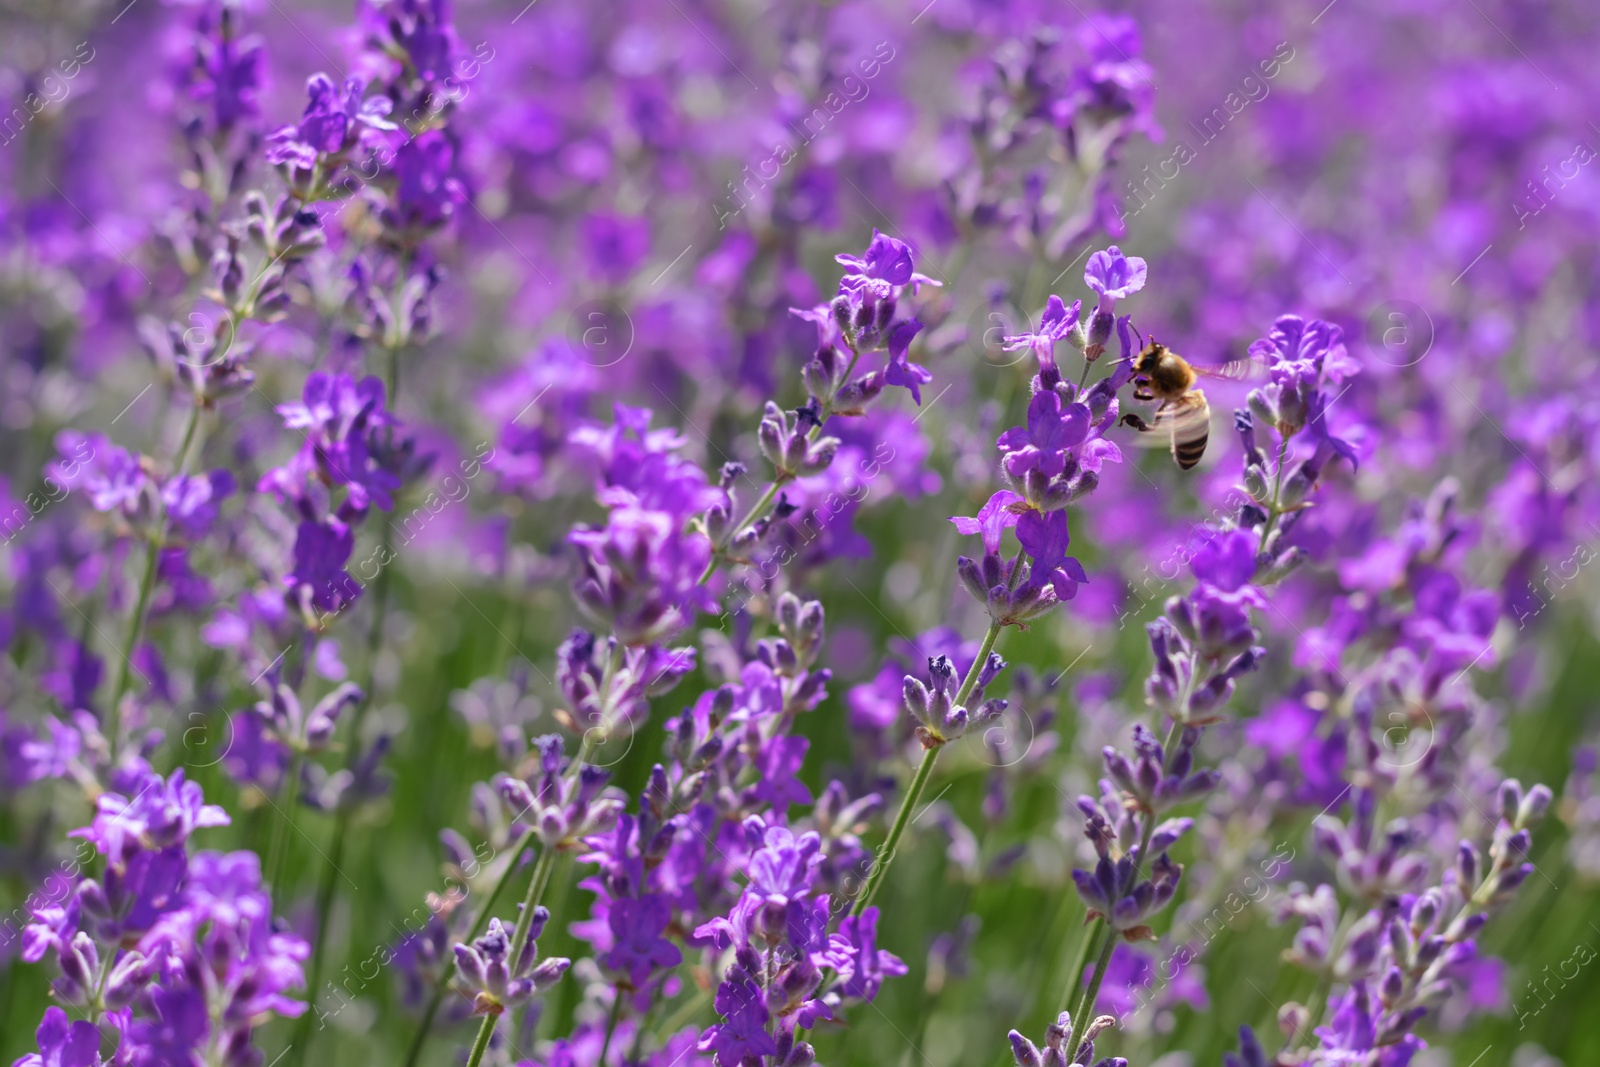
[795,599,825,649]
[1498,779,1523,825]
[903,677,931,725]
[977,652,1007,689]
[957,557,989,605]
[1243,465,1272,505]
[705,500,732,544]
[1008,1032,1042,1067]
[830,295,853,339]
[1247,391,1279,432]
[1518,783,1553,827]
[942,705,970,739]
[802,358,832,399]
[104,950,154,1010]
[57,933,97,1003]
[784,431,812,473]
[1410,891,1440,935]
[759,417,785,469]
[776,591,802,635]
[1494,862,1533,896]
[1149,817,1193,853]
[1380,965,1405,1006]
[1457,842,1480,888]
[1279,465,1316,509]
[798,436,840,476]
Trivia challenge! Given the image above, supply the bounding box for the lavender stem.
[852,618,1003,918]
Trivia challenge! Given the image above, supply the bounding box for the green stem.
[597,991,625,1066]
[428,683,603,1066]
[463,1007,496,1067]
[106,402,203,761]
[265,752,305,892]
[698,478,788,584]
[1070,720,1179,1026]
[464,843,560,1067]
[698,344,865,586]
[852,747,938,918]
[851,619,1003,917]
[107,542,160,762]
[291,440,399,1066]
[1054,909,1097,1016]
[1257,435,1292,553]
[1072,924,1117,1027]
[289,809,346,1056]
[399,830,536,1067]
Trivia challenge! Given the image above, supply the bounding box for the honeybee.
[1118,336,1256,470]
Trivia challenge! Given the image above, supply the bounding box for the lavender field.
[2,2,1598,1066]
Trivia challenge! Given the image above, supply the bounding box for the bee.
[1118,335,1256,470]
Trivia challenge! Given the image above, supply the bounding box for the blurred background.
[2,1,1598,1066]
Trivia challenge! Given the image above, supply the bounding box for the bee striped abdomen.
[1172,428,1208,469]
[1163,390,1211,470]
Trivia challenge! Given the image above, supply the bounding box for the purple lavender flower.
[883,318,933,405]
[49,433,148,522]
[453,909,570,1016]
[1007,1011,1123,1067]
[833,230,938,301]
[71,768,229,863]
[178,2,266,133]
[12,1006,102,1067]
[902,653,1008,748]
[1083,246,1148,315]
[361,0,459,83]
[699,974,778,1066]
[569,506,716,645]
[1066,14,1158,140]
[260,373,401,514]
[831,907,907,1001]
[286,515,361,617]
[161,470,236,540]
[1001,295,1081,386]
[600,895,682,988]
[746,823,823,911]
[950,491,1023,556]
[1015,509,1090,602]
[571,405,727,519]
[495,734,624,849]
[390,131,467,229]
[266,74,397,174]
[999,392,1090,480]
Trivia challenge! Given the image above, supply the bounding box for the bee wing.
[1120,395,1214,448]
[1189,353,1268,382]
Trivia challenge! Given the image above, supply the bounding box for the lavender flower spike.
[1008,1012,1125,1067]
[452,908,571,1016]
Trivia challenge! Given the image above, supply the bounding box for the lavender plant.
[0,2,1595,1067]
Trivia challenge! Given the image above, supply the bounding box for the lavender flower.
[1007,1012,1125,1067]
[452,909,570,1016]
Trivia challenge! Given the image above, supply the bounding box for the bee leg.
[1119,413,1154,432]
[1133,385,1155,402]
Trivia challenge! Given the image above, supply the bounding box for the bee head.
[1134,338,1165,372]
